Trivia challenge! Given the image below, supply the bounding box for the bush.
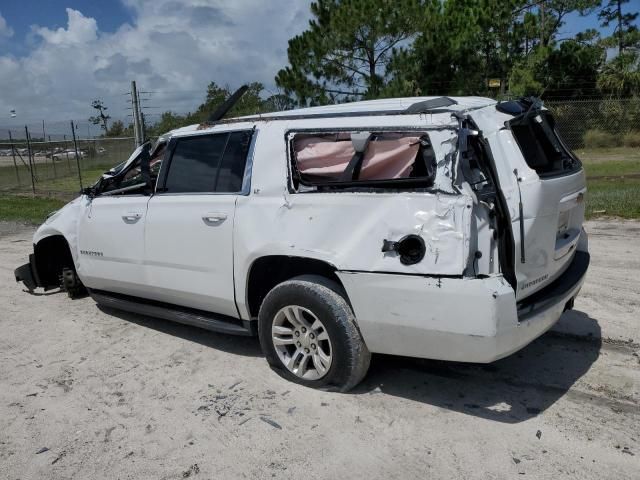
[622,131,640,148]
[583,129,618,149]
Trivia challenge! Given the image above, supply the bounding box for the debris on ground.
[35,447,49,454]
[182,464,200,477]
[259,416,282,430]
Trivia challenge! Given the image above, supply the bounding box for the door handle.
[202,212,227,225]
[122,212,142,224]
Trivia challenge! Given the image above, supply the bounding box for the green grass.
[0,195,67,224]
[575,147,640,178]
[586,177,640,219]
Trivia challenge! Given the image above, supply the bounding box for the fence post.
[8,130,20,185]
[48,136,57,179]
[70,121,83,190]
[25,126,36,196]
[63,134,71,173]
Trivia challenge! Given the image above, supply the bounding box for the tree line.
[95,0,639,137]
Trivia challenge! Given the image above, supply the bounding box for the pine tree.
[276,0,424,105]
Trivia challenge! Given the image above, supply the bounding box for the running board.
[89,289,255,336]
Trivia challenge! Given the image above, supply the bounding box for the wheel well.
[246,256,345,318]
[34,235,75,289]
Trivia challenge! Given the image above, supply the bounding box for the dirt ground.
[0,220,638,479]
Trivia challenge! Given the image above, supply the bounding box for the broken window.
[289,131,437,190]
[510,112,581,177]
[101,141,166,195]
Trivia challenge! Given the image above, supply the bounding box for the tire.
[61,267,86,299]
[258,275,370,392]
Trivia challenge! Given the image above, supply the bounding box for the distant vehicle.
[52,149,85,161]
[15,95,589,392]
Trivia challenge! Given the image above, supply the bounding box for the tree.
[106,120,125,137]
[598,52,640,96]
[89,100,111,132]
[150,81,286,135]
[193,81,271,121]
[598,0,639,54]
[276,0,424,105]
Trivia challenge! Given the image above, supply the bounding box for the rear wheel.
[258,275,370,392]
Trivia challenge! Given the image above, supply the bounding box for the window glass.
[215,131,252,193]
[164,134,228,193]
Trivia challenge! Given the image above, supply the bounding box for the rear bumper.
[337,250,589,363]
[14,254,41,292]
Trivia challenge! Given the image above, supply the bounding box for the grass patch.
[0,195,67,224]
[586,177,640,219]
[36,166,111,194]
[575,147,640,178]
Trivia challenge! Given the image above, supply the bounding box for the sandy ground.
[0,219,638,479]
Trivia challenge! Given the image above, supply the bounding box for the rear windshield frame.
[506,108,582,179]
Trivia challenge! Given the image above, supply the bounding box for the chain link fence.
[0,137,137,199]
[546,98,640,151]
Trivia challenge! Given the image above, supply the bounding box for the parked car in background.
[16,94,589,391]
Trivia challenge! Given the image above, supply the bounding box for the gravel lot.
[1,220,638,479]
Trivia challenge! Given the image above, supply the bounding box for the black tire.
[61,267,87,299]
[258,275,370,392]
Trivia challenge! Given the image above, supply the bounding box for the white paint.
[337,269,586,362]
[29,96,589,364]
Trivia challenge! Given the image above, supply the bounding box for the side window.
[214,131,252,193]
[163,131,251,193]
[289,130,437,191]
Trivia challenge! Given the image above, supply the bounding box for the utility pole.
[131,80,144,146]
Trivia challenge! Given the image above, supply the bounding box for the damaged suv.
[16,93,589,392]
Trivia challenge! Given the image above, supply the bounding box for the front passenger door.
[143,130,253,317]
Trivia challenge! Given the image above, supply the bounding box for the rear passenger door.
[143,130,254,316]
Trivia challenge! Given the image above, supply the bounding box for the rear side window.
[289,131,437,190]
[163,131,252,193]
[510,112,580,177]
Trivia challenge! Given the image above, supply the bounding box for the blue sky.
[0,1,131,56]
[0,1,637,137]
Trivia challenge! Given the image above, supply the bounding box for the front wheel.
[258,276,370,392]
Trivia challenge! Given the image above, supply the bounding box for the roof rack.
[404,97,457,114]
[212,96,460,125]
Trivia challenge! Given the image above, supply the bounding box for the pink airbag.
[295,135,421,180]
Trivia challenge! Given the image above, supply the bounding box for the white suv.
[15,95,589,391]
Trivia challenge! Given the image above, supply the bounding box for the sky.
[0,1,635,138]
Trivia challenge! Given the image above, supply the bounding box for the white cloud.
[34,8,97,45]
[0,1,311,133]
[0,11,14,38]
